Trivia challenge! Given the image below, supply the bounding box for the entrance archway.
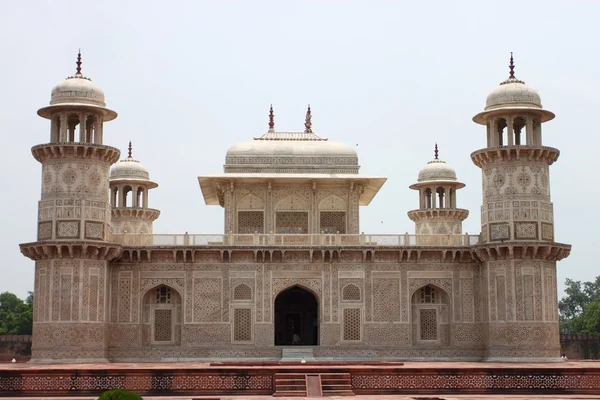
[274,286,319,346]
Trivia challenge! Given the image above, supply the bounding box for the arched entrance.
[274,286,319,346]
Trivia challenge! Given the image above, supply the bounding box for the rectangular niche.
[276,211,308,234]
[237,211,264,234]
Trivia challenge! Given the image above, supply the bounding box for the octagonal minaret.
[407,144,468,242]
[471,54,570,361]
[109,141,160,235]
[19,52,122,362]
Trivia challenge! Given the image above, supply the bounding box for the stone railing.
[110,233,481,247]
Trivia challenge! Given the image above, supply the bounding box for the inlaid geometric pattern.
[515,221,538,240]
[275,211,308,234]
[237,211,264,234]
[233,308,252,342]
[154,309,172,342]
[419,309,437,340]
[541,222,554,241]
[490,222,510,240]
[233,284,252,301]
[523,274,535,321]
[38,221,52,240]
[342,284,361,301]
[84,221,104,239]
[343,308,361,341]
[56,220,80,238]
[320,211,346,234]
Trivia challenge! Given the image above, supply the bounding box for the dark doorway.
[274,286,319,346]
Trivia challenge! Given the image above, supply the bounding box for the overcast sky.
[0,0,597,300]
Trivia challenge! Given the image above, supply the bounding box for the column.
[50,116,58,143]
[132,186,138,208]
[79,113,87,143]
[143,188,149,208]
[526,117,534,146]
[59,114,68,142]
[118,185,124,208]
[431,186,437,209]
[486,122,492,147]
[489,118,496,147]
[506,116,514,146]
[95,116,103,144]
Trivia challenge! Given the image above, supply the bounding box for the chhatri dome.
[37,51,117,121]
[225,106,359,173]
[412,144,464,189]
[110,141,157,187]
[473,53,554,124]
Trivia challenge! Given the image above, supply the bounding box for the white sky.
[0,0,597,300]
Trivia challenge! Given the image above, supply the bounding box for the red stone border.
[1,363,599,396]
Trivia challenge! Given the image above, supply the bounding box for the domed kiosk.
[407,144,469,241]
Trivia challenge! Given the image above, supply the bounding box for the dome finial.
[268,104,275,131]
[304,105,312,133]
[434,143,439,160]
[509,52,515,79]
[76,49,82,75]
[128,140,133,158]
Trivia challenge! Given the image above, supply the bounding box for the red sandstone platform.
[1,361,600,397]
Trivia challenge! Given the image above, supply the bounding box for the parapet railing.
[110,233,481,247]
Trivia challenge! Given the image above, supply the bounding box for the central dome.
[224,106,359,173]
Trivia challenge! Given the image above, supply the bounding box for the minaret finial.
[268,104,275,131]
[304,104,312,133]
[76,49,82,75]
[509,52,515,79]
[434,143,439,160]
[128,141,132,158]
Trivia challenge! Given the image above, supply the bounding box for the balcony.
[110,233,481,247]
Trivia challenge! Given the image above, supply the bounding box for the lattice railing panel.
[154,309,172,342]
[320,211,346,234]
[237,211,264,234]
[420,309,437,341]
[233,308,252,342]
[343,308,361,341]
[275,211,309,234]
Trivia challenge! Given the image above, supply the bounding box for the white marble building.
[20,53,570,363]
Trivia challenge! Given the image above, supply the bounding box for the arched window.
[496,118,507,146]
[342,284,361,301]
[155,286,172,303]
[436,187,445,209]
[233,284,252,301]
[411,285,450,344]
[142,285,182,345]
[424,188,432,209]
[513,116,526,146]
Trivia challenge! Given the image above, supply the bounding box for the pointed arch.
[141,284,182,346]
[342,283,361,301]
[318,194,346,210]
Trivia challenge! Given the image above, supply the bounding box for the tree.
[559,276,600,335]
[0,292,33,335]
[576,298,600,337]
